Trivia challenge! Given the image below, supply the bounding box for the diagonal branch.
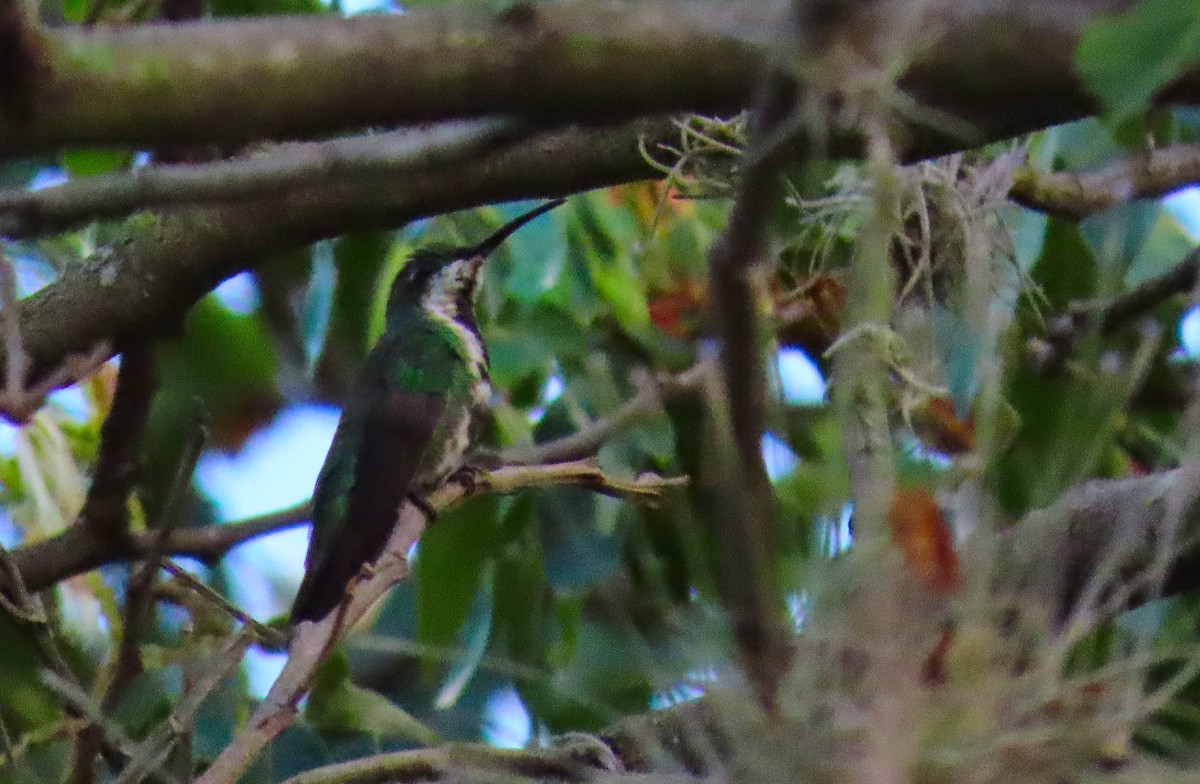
[498,359,716,466]
[1029,245,1200,372]
[195,460,685,784]
[67,346,159,784]
[75,347,158,538]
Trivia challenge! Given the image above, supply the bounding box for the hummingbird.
[289,199,565,624]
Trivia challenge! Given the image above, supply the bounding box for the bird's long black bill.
[469,198,566,258]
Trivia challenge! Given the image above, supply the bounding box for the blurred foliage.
[1076,0,1200,122]
[5,1,1200,781]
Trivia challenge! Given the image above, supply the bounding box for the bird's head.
[387,198,564,324]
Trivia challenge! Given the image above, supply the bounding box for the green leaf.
[550,595,584,668]
[570,198,651,335]
[486,331,553,389]
[315,232,392,398]
[595,412,676,476]
[415,497,499,667]
[60,148,131,178]
[1077,0,1200,118]
[433,564,494,709]
[142,294,281,517]
[111,668,176,738]
[493,499,549,671]
[1030,218,1097,310]
[307,647,440,745]
[485,304,588,390]
[1127,209,1198,286]
[1079,201,1160,276]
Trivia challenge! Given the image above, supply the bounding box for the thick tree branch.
[5,1,767,157]
[3,3,1199,241]
[0,119,528,239]
[0,1,1197,159]
[8,0,1200,402]
[0,0,40,123]
[3,118,672,397]
[1010,144,1200,220]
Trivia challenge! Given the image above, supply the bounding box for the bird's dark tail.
[288,531,392,624]
[289,564,345,625]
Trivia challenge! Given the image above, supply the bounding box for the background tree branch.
[702,70,799,712]
[3,1,1198,158]
[1028,245,1200,372]
[11,501,311,592]
[1010,143,1200,220]
[4,118,673,395]
[0,119,530,238]
[5,0,767,157]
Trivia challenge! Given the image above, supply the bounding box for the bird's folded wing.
[289,385,445,623]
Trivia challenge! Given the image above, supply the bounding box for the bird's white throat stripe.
[422,259,489,406]
[422,258,473,321]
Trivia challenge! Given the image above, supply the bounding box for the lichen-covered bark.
[7,1,767,156]
[3,1,1200,158]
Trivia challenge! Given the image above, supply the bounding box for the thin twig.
[37,672,148,777]
[274,742,612,784]
[1029,245,1200,372]
[115,631,253,784]
[0,541,129,772]
[115,413,206,678]
[158,561,287,648]
[498,360,716,466]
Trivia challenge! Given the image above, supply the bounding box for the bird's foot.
[464,447,503,470]
[408,493,437,522]
[448,464,485,495]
